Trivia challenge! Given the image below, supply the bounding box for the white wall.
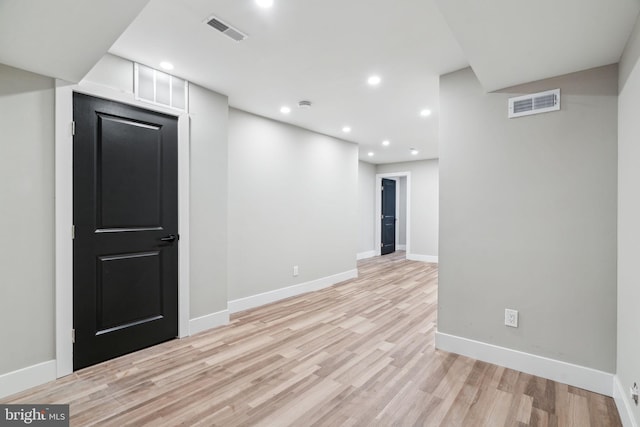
[0,64,55,374]
[188,84,229,318]
[81,54,133,93]
[377,160,439,259]
[398,176,407,247]
[357,161,376,257]
[438,66,618,373]
[228,109,358,302]
[617,13,640,425]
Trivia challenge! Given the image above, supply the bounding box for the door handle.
[159,234,178,243]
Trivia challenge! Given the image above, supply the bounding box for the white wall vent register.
[206,15,248,42]
[508,88,560,118]
[134,63,188,111]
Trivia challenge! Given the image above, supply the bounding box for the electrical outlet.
[293,265,299,277]
[631,382,639,405]
[504,309,518,328]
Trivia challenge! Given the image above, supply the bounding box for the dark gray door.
[73,93,179,370]
[381,178,396,255]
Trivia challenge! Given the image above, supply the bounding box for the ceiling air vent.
[508,89,560,118]
[206,15,247,42]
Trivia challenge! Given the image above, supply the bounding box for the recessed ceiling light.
[342,126,351,133]
[410,148,419,155]
[255,0,274,8]
[368,152,375,157]
[159,61,174,71]
[367,75,381,86]
[280,106,291,114]
[382,140,390,146]
[420,109,432,117]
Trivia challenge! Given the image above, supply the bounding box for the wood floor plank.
[1,252,622,426]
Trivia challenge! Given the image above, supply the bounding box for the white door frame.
[375,172,411,257]
[54,80,191,378]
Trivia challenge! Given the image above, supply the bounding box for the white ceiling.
[109,0,469,164]
[0,0,150,82]
[436,0,640,92]
[1,0,638,163]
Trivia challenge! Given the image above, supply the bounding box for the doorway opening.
[55,80,191,378]
[375,172,410,258]
[381,178,397,255]
[72,93,179,370]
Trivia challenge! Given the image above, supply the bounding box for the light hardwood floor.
[4,252,621,426]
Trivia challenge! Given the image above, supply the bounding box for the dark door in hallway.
[381,178,396,255]
[73,93,179,370]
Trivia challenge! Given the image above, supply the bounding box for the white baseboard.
[614,375,639,427]
[0,360,57,400]
[189,309,230,336]
[229,269,358,314]
[407,253,439,263]
[397,244,407,251]
[357,251,376,260]
[435,331,614,397]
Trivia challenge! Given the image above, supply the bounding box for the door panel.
[381,178,396,255]
[98,114,163,229]
[73,93,178,370]
[97,251,162,332]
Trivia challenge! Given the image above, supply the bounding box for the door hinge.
[71,121,75,136]
[72,225,75,240]
[381,214,384,220]
[380,243,383,248]
[71,329,75,344]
